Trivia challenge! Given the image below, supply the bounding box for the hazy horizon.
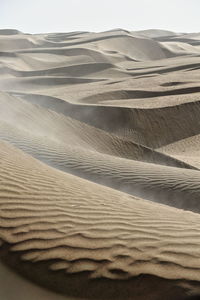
[1,0,200,34]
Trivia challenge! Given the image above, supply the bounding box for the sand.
[0,28,200,299]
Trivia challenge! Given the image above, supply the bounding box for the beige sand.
[0,28,200,299]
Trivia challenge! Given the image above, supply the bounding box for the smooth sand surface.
[0,29,200,299]
[0,262,72,300]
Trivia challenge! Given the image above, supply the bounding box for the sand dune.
[0,29,200,299]
[1,141,200,300]
[1,122,200,212]
[0,91,195,169]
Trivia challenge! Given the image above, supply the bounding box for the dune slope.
[1,141,200,300]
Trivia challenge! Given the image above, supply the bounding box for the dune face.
[0,29,200,300]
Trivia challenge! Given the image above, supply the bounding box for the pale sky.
[0,0,200,34]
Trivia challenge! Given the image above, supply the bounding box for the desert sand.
[0,28,200,299]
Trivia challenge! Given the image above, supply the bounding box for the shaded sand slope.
[0,119,200,212]
[0,141,200,300]
[0,262,69,300]
[5,89,200,151]
[0,91,192,169]
[158,134,200,169]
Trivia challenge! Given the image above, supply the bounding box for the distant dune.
[0,29,200,300]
